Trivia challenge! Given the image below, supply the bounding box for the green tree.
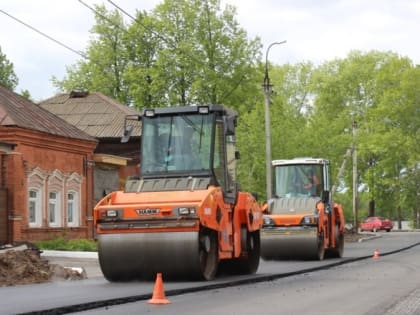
[236,101,266,198]
[55,1,262,109]
[361,56,420,220]
[0,46,18,90]
[123,10,161,108]
[308,51,419,221]
[125,0,262,109]
[20,89,32,100]
[236,62,314,199]
[52,5,130,104]
[401,165,420,228]
[270,62,314,159]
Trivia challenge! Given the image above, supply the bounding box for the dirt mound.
[0,245,86,287]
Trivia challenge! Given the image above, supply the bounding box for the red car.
[360,216,393,232]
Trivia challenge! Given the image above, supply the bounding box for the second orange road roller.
[261,158,345,260]
[94,104,263,281]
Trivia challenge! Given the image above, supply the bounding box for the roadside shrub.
[34,237,97,252]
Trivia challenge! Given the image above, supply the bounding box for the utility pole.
[352,121,358,232]
[263,40,286,200]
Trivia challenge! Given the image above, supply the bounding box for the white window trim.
[48,190,62,227]
[28,189,42,228]
[66,191,80,227]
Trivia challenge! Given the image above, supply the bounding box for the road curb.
[358,234,382,242]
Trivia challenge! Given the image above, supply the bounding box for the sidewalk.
[42,250,98,258]
[42,250,102,278]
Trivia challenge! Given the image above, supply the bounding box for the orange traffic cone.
[372,249,380,259]
[148,273,171,305]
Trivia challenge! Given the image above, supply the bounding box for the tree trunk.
[397,206,402,230]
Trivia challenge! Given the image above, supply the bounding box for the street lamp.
[263,40,286,200]
[352,120,358,231]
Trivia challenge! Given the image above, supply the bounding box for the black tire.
[239,230,261,274]
[329,225,344,258]
[317,232,325,260]
[218,230,261,275]
[199,228,219,280]
[386,229,391,232]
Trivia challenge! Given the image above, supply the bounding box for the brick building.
[0,85,97,243]
[40,91,141,205]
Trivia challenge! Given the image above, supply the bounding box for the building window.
[67,192,79,227]
[48,191,61,227]
[28,189,42,227]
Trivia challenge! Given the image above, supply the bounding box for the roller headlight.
[99,209,122,220]
[106,210,118,217]
[263,216,275,227]
[301,215,318,225]
[198,106,209,114]
[144,109,155,117]
[176,207,197,216]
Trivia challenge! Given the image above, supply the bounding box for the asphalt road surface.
[76,237,420,315]
[1,231,419,314]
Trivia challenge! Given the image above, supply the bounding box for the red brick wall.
[0,128,96,242]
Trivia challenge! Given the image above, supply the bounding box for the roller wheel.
[327,225,344,258]
[219,230,261,275]
[238,230,261,274]
[317,232,325,260]
[199,228,218,280]
[335,227,344,258]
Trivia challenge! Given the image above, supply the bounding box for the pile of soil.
[0,245,86,287]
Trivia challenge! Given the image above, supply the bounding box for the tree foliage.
[54,0,261,109]
[239,51,419,224]
[301,51,418,220]
[0,45,18,90]
[52,1,419,223]
[126,0,262,109]
[52,5,130,104]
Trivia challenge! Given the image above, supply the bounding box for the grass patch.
[34,237,97,252]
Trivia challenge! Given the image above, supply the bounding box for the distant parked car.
[360,216,393,232]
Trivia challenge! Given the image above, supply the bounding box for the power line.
[104,0,245,103]
[79,0,183,61]
[79,0,253,104]
[106,0,136,21]
[105,0,211,70]
[105,0,187,51]
[0,8,87,59]
[87,1,209,78]
[78,0,125,32]
[0,4,129,95]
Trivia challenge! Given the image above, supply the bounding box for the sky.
[0,0,419,102]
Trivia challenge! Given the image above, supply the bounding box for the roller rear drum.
[261,231,322,260]
[98,229,219,281]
